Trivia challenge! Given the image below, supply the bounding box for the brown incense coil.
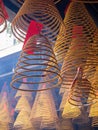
[54,2,97,63]
[92,117,98,127]
[30,84,59,129]
[68,67,96,106]
[72,0,98,3]
[0,9,7,33]
[10,34,62,91]
[11,0,64,42]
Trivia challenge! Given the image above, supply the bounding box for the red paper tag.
[72,25,83,38]
[23,20,43,54]
[0,0,8,19]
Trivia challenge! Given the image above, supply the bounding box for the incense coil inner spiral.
[54,2,97,63]
[11,0,64,42]
[0,10,7,33]
[10,34,62,91]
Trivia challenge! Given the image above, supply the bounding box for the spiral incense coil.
[68,67,96,106]
[30,84,59,129]
[92,117,98,127]
[60,31,98,94]
[14,111,33,129]
[72,0,98,3]
[0,9,7,33]
[11,0,64,42]
[15,96,31,113]
[54,2,97,63]
[10,34,62,91]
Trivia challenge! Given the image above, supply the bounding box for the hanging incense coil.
[60,29,98,94]
[72,0,98,3]
[54,2,97,63]
[10,34,62,91]
[68,67,96,106]
[30,84,59,129]
[11,0,64,42]
[92,117,98,127]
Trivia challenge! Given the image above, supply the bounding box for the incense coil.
[68,68,96,106]
[60,33,98,94]
[92,117,98,127]
[0,9,7,33]
[14,111,33,129]
[10,34,62,91]
[11,0,64,42]
[72,0,98,3]
[54,2,97,63]
[30,85,59,129]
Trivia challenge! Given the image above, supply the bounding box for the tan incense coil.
[92,117,98,127]
[30,84,59,129]
[11,0,64,42]
[54,2,97,63]
[14,111,33,129]
[72,0,98,3]
[60,30,98,94]
[60,33,90,93]
[10,34,62,91]
[15,96,31,113]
